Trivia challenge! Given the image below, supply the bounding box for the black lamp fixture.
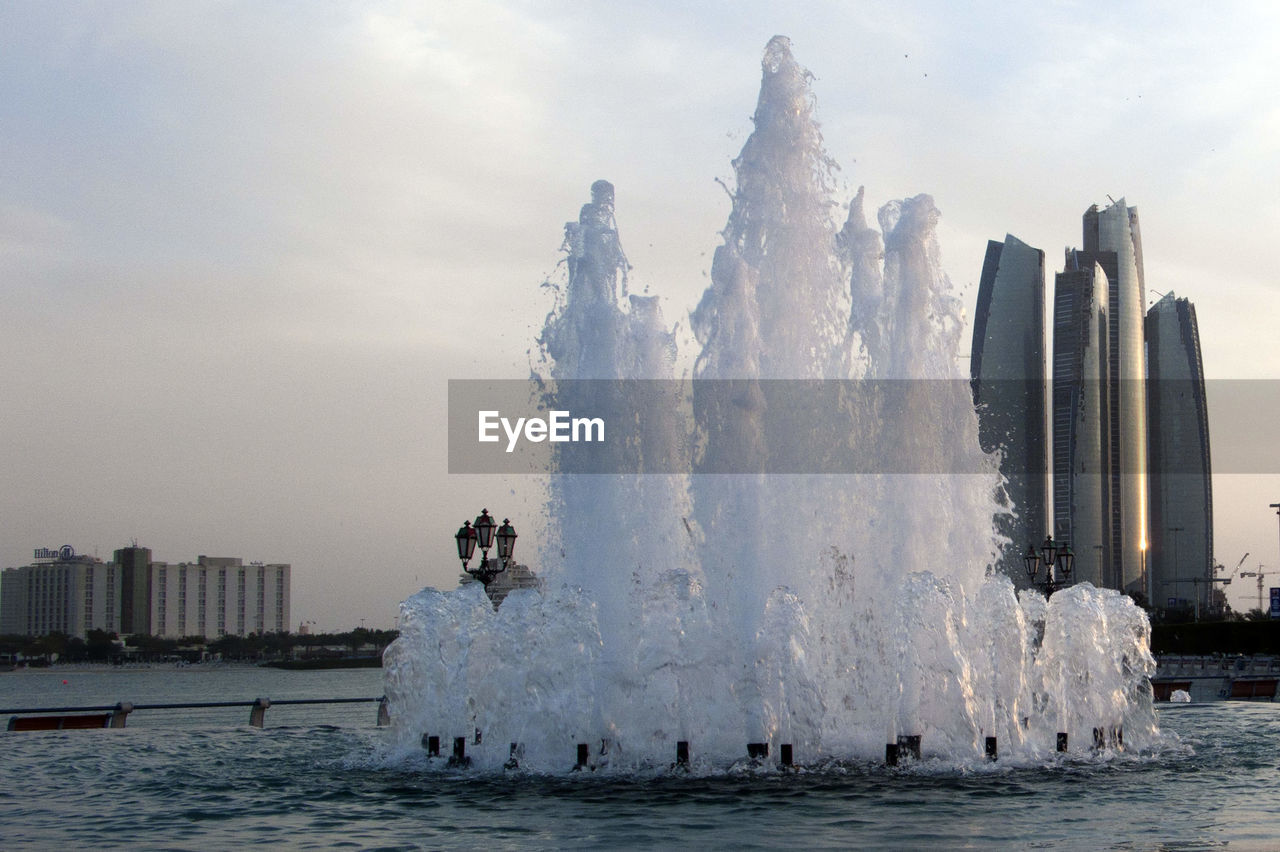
[455,509,517,588]
[1025,535,1074,596]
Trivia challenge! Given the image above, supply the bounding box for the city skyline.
[3,3,1280,627]
[0,546,290,640]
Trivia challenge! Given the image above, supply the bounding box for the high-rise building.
[0,547,120,639]
[1145,293,1213,611]
[150,556,290,639]
[1084,200,1149,595]
[1052,200,1149,594]
[971,235,1049,583]
[1052,255,1110,587]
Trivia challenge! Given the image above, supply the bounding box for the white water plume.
[384,36,1157,773]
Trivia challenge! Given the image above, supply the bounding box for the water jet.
[385,35,1157,775]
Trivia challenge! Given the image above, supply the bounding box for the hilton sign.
[33,545,76,562]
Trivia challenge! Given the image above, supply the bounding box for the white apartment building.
[151,556,290,639]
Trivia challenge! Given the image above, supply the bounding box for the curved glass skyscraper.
[1052,254,1109,587]
[1146,292,1213,612]
[1052,200,1149,595]
[971,235,1048,584]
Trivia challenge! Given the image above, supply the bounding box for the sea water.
[2,667,1279,850]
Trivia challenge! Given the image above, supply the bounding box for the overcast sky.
[3,1,1279,628]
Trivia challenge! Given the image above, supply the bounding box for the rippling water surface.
[3,666,1279,850]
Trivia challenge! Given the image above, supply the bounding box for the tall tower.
[1052,200,1149,594]
[971,235,1049,583]
[1083,200,1149,595]
[1146,293,1213,612]
[1052,253,1110,587]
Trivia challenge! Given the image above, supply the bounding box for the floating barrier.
[8,713,111,731]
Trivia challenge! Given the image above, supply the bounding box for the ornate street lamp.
[495,518,517,567]
[455,509,517,588]
[1025,535,1074,596]
[455,520,477,566]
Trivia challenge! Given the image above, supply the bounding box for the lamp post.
[455,509,518,589]
[1024,535,1075,596]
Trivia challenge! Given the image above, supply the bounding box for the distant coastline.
[260,656,382,670]
[2,657,383,673]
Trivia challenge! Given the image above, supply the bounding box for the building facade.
[0,547,120,639]
[150,556,290,639]
[1145,292,1213,612]
[1051,200,1149,595]
[1084,200,1150,595]
[115,544,152,635]
[1052,255,1110,588]
[971,234,1050,584]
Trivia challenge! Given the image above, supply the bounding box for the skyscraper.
[1083,200,1149,595]
[1052,254,1109,587]
[1145,292,1213,611]
[971,235,1049,583]
[1052,200,1149,595]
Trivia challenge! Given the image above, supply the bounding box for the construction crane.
[1240,565,1268,614]
[1227,553,1250,613]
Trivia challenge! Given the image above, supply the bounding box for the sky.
[3,1,1279,629]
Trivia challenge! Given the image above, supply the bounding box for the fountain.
[383,36,1156,772]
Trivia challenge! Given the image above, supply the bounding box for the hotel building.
[150,556,291,639]
[0,548,119,639]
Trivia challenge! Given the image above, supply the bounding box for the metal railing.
[4,696,389,730]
